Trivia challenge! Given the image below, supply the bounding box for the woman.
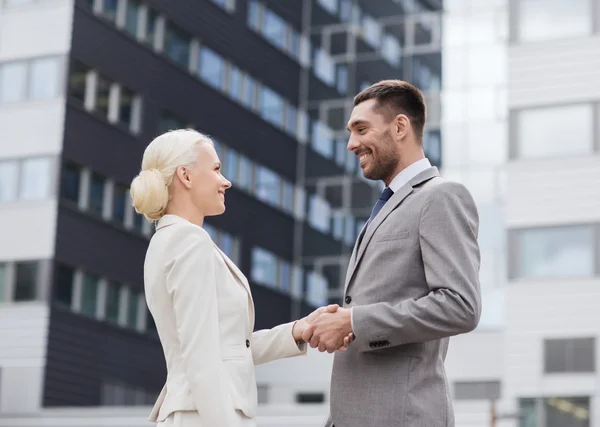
[130,129,349,427]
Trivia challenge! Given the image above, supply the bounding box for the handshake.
[292,304,355,353]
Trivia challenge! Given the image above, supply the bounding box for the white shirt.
[349,158,432,335]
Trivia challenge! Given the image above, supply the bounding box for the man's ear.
[394,114,410,140]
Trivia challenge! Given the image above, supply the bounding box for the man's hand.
[292,305,354,351]
[301,308,353,353]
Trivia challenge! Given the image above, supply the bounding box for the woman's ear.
[175,166,192,189]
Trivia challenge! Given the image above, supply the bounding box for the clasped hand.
[293,304,355,353]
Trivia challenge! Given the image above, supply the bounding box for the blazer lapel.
[344,167,440,292]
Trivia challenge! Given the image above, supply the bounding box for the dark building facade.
[0,0,442,410]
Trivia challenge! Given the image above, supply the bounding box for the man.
[302,80,482,427]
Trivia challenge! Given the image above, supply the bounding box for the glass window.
[317,0,337,15]
[289,31,301,59]
[29,57,60,101]
[311,120,334,158]
[518,0,592,42]
[203,223,217,241]
[125,0,141,38]
[95,74,112,116]
[516,226,595,279]
[313,49,335,86]
[198,47,224,90]
[0,61,27,104]
[259,87,284,127]
[362,15,382,49]
[251,247,277,287]
[279,260,291,292]
[158,111,186,134]
[119,87,134,129]
[228,66,244,102]
[89,173,105,216]
[0,161,18,203]
[517,104,593,159]
[255,166,281,206]
[306,271,328,307]
[336,65,348,95]
[335,139,347,167]
[210,0,233,11]
[282,182,294,214]
[20,158,52,201]
[54,264,74,308]
[544,397,590,427]
[62,163,80,203]
[0,263,6,302]
[14,261,38,302]
[225,149,238,184]
[285,104,297,135]
[112,184,127,224]
[242,76,256,109]
[544,338,595,373]
[133,213,144,233]
[248,1,261,31]
[381,35,401,67]
[144,9,159,47]
[262,9,287,50]
[81,273,99,316]
[238,156,252,191]
[127,290,140,329]
[68,61,90,104]
[309,194,331,233]
[165,24,191,68]
[424,131,442,167]
[100,0,118,22]
[105,281,121,323]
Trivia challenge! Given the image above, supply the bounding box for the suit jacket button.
[246,339,250,348]
[344,296,352,304]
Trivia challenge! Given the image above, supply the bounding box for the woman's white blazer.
[143,214,306,426]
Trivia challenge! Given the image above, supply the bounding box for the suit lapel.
[344,167,440,292]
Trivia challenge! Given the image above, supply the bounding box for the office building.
[0,0,442,415]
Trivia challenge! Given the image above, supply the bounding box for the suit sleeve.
[165,230,239,427]
[250,322,307,366]
[351,182,482,352]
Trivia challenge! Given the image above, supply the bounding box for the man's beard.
[364,131,398,183]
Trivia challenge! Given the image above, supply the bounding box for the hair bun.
[130,168,169,221]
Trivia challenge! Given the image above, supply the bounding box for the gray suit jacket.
[327,167,481,427]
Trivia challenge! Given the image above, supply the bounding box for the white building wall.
[0,303,49,413]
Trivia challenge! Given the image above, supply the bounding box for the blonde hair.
[130,129,213,222]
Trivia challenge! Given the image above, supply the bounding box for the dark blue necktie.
[367,187,394,226]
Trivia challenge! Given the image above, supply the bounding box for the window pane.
[144,9,159,47]
[0,161,18,203]
[519,0,592,42]
[133,213,144,233]
[54,264,74,307]
[0,62,27,103]
[251,247,277,287]
[517,226,595,279]
[225,149,238,184]
[20,158,52,200]
[165,24,191,68]
[255,166,281,206]
[105,281,120,323]
[282,182,294,213]
[248,1,261,31]
[306,271,328,306]
[238,156,252,191]
[517,104,593,159]
[96,74,111,116]
[314,48,335,86]
[100,0,118,22]
[0,263,6,302]
[89,173,105,216]
[262,9,287,50]
[198,47,224,90]
[112,184,127,224]
[259,87,284,127]
[220,233,234,259]
[243,76,256,109]
[545,397,590,427]
[286,104,297,135]
[81,273,99,316]
[119,87,134,129]
[158,111,186,134]
[311,120,334,158]
[279,260,291,292]
[127,290,140,329]
[309,194,331,233]
[125,0,141,38]
[518,398,538,427]
[544,339,567,373]
[68,61,90,104]
[203,223,217,241]
[62,163,80,203]
[228,67,244,102]
[14,261,38,302]
[572,338,596,373]
[30,57,60,101]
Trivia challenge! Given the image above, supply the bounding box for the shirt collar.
[388,158,432,193]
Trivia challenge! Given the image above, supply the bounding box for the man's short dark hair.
[354,80,427,142]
